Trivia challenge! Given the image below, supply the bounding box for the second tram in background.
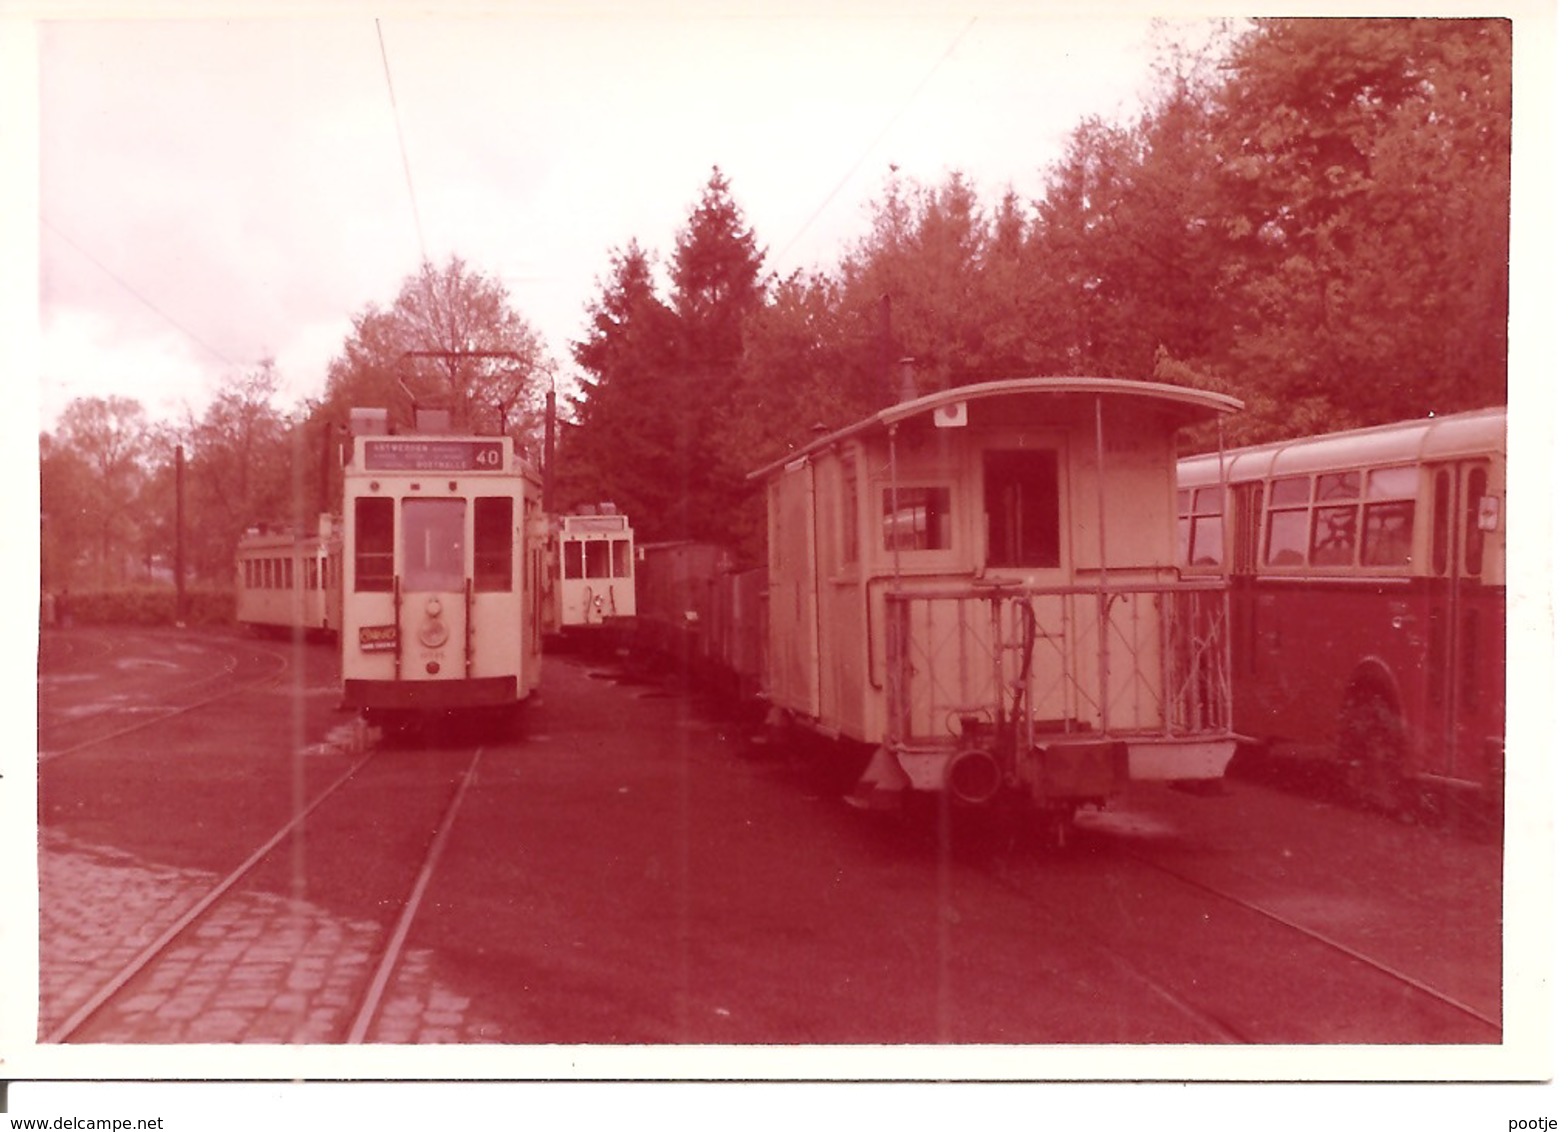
[1177,405,1506,811]
[548,505,636,647]
[338,407,547,719]
[235,516,342,638]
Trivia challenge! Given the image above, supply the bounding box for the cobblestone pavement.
[39,828,504,1044]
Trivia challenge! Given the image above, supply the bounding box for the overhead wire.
[42,215,239,369]
[769,15,979,274]
[375,18,429,268]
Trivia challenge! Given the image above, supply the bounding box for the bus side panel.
[1241,578,1425,758]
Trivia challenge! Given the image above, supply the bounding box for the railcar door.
[1424,460,1504,787]
[398,497,472,689]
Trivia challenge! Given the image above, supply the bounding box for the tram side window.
[475,497,513,592]
[882,487,952,552]
[563,538,584,580]
[354,497,395,592]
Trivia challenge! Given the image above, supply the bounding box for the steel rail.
[37,646,291,764]
[43,751,377,1043]
[1116,845,1503,1034]
[346,745,485,1043]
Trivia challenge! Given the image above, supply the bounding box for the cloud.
[35,11,1189,428]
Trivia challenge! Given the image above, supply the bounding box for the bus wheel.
[1340,692,1407,815]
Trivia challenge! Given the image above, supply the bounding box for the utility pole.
[174,444,186,625]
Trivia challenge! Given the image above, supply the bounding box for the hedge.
[45,587,237,628]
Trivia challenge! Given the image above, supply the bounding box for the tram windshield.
[402,499,466,592]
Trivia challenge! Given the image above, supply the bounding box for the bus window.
[1310,506,1357,565]
[585,540,611,578]
[1315,470,1361,501]
[883,487,953,552]
[1265,477,1310,566]
[402,499,466,592]
[1179,485,1224,567]
[1271,476,1310,506]
[475,496,514,592]
[1361,465,1417,567]
[612,539,632,578]
[354,497,394,592]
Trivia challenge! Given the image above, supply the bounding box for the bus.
[1177,406,1505,812]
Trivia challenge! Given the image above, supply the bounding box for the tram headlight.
[418,603,450,649]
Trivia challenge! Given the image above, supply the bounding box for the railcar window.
[882,487,952,552]
[563,538,584,580]
[1316,470,1361,501]
[474,496,513,592]
[983,450,1060,568]
[1179,485,1224,567]
[1271,476,1311,507]
[612,539,632,578]
[1309,505,1357,565]
[354,497,395,592]
[1266,509,1309,566]
[1264,477,1311,565]
[402,499,466,592]
[1361,466,1417,567]
[585,540,611,578]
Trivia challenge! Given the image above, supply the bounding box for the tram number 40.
[360,624,398,652]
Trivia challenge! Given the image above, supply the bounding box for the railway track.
[37,631,294,763]
[960,814,1503,1045]
[43,743,487,1045]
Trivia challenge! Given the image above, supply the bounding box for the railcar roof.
[1177,404,1506,484]
[747,376,1242,481]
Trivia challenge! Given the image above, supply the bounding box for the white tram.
[551,506,637,642]
[235,516,342,637]
[340,410,546,716]
[750,377,1242,823]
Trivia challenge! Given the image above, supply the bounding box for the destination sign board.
[363,438,507,472]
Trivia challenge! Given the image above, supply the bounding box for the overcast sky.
[22,6,1234,429]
